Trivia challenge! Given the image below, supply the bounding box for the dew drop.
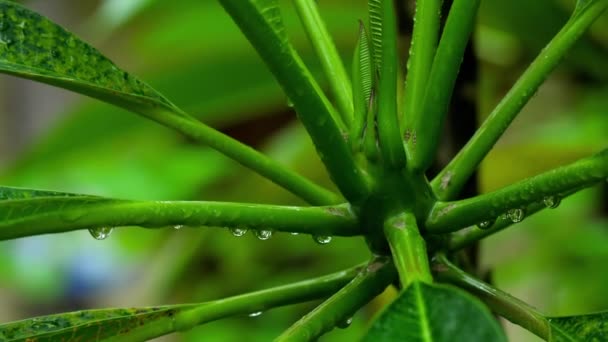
[506,208,525,223]
[543,196,561,209]
[88,227,113,240]
[230,227,247,237]
[173,225,184,230]
[314,235,332,245]
[255,230,273,241]
[248,311,263,317]
[286,98,294,108]
[290,232,299,236]
[476,220,495,230]
[337,317,353,329]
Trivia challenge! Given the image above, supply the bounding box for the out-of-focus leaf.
[0,1,186,120]
[549,311,608,341]
[364,282,506,341]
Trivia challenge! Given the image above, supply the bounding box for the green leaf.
[549,312,608,341]
[364,282,507,342]
[368,0,383,72]
[0,1,187,120]
[0,186,86,200]
[350,21,373,151]
[0,306,190,341]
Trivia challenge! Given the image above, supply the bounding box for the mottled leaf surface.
[549,311,608,341]
[0,1,185,118]
[364,282,507,342]
[0,305,193,341]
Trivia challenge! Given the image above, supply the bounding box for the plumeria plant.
[0,0,606,341]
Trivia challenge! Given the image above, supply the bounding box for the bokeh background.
[0,0,606,341]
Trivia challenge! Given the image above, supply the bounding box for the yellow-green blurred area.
[0,0,606,341]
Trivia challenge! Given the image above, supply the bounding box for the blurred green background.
[0,1,606,341]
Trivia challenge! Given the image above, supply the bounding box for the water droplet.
[248,311,263,317]
[543,196,561,209]
[89,227,113,240]
[314,235,332,245]
[286,98,294,108]
[230,227,247,237]
[477,220,495,230]
[506,208,525,223]
[255,230,273,241]
[173,225,184,230]
[290,232,299,236]
[337,317,353,329]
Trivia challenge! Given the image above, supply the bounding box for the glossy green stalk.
[433,254,549,340]
[293,0,354,125]
[426,149,608,233]
[375,0,406,168]
[276,258,396,341]
[432,0,608,200]
[384,212,433,287]
[0,199,360,240]
[113,264,363,342]
[407,0,480,173]
[219,0,370,203]
[159,114,340,206]
[401,0,441,132]
[448,187,582,251]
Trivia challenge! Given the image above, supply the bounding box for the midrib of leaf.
[414,282,433,342]
[549,324,578,342]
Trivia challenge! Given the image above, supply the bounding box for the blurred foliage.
[0,0,605,341]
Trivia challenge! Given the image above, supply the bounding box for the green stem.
[219,0,370,203]
[407,0,480,173]
[160,114,340,206]
[0,199,360,240]
[112,264,364,342]
[276,257,396,341]
[432,1,608,200]
[292,0,353,125]
[384,212,433,287]
[448,187,582,251]
[376,0,406,169]
[433,254,550,340]
[426,149,608,233]
[401,0,440,133]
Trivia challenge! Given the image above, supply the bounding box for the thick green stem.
[433,254,550,340]
[448,187,582,251]
[432,1,608,200]
[219,0,370,203]
[401,0,441,133]
[406,0,480,173]
[111,264,364,342]
[0,199,360,240]
[276,257,396,341]
[158,114,340,206]
[384,212,433,287]
[426,149,608,233]
[292,0,353,125]
[376,0,406,168]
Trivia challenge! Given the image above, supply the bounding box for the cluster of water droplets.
[476,195,563,230]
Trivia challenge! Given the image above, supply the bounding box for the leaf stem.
[113,264,364,342]
[276,257,396,341]
[384,212,433,287]
[401,0,441,134]
[406,0,480,173]
[426,149,608,233]
[432,1,608,199]
[292,0,354,125]
[156,114,341,206]
[0,199,360,240]
[433,254,550,340]
[448,187,582,251]
[219,0,370,203]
